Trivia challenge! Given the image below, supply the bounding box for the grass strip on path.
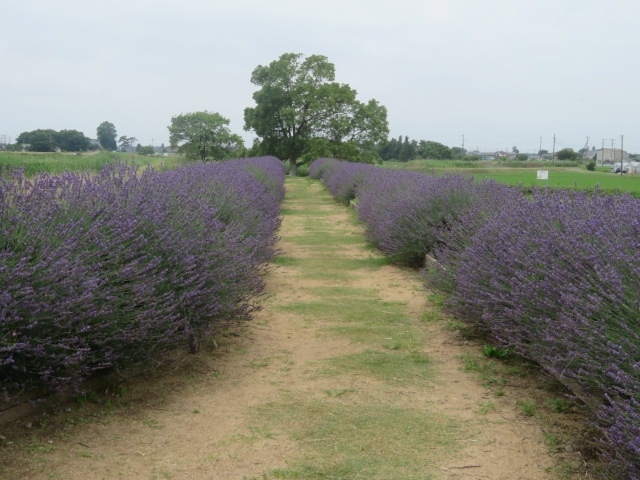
[245,176,461,479]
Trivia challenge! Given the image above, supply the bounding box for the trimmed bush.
[0,157,284,398]
[320,161,378,205]
[308,157,336,179]
[447,189,640,478]
[358,171,517,267]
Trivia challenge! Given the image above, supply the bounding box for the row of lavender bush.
[310,158,640,479]
[1,157,285,399]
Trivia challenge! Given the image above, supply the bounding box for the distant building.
[596,148,628,164]
[495,151,517,160]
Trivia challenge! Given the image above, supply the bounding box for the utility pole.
[461,134,465,155]
[610,139,616,164]
[539,136,542,155]
[583,136,589,164]
[552,133,556,165]
[620,135,624,174]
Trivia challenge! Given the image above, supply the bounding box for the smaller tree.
[168,111,244,161]
[96,121,118,150]
[418,140,452,160]
[377,136,402,161]
[137,145,155,156]
[398,136,417,162]
[118,136,136,152]
[118,136,137,160]
[451,147,467,158]
[512,146,519,154]
[556,148,579,161]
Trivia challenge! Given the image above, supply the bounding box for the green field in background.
[385,160,640,196]
[0,151,180,176]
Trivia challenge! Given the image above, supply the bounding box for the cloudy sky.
[2,0,639,153]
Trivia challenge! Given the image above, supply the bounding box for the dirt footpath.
[0,177,590,480]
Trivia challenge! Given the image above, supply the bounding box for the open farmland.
[385,159,640,196]
[0,151,180,176]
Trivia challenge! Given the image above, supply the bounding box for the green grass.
[273,255,387,282]
[302,295,421,348]
[304,286,378,299]
[474,168,640,194]
[384,159,640,196]
[285,234,365,246]
[0,151,180,176]
[278,297,405,318]
[322,349,431,384]
[517,399,537,416]
[253,397,458,480]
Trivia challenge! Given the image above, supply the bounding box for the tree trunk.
[288,158,297,176]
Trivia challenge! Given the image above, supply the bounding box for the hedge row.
[1,157,285,399]
[311,158,640,479]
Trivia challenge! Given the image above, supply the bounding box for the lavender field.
[1,157,284,400]
[311,158,640,479]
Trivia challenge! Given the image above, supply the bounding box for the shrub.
[309,158,336,179]
[320,161,378,204]
[448,188,640,478]
[425,180,524,295]
[357,171,513,267]
[0,157,284,398]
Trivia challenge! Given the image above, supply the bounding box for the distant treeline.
[8,129,97,153]
[377,136,467,162]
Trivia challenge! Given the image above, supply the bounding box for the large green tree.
[168,111,244,161]
[16,129,57,152]
[244,53,389,175]
[96,121,118,150]
[55,129,90,151]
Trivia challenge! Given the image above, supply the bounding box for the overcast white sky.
[2,0,639,153]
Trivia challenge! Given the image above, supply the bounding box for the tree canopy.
[168,111,244,161]
[377,136,453,161]
[96,121,118,150]
[244,53,389,175]
[556,147,579,161]
[15,129,92,152]
[118,135,137,152]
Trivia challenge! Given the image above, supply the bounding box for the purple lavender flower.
[1,157,284,397]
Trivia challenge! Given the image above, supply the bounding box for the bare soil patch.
[0,177,595,479]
